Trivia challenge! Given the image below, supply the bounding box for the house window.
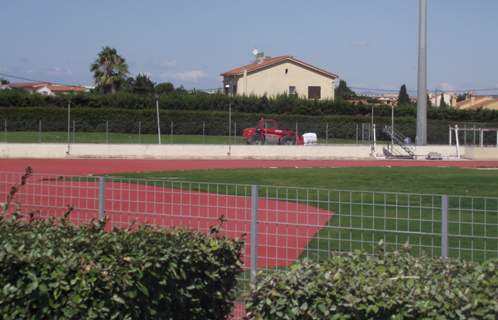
[285,68,288,75]
[289,86,296,94]
[232,84,237,95]
[308,86,321,99]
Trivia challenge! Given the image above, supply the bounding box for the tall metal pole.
[391,103,394,155]
[228,101,232,156]
[225,84,232,156]
[67,100,71,155]
[416,0,427,146]
[155,95,161,144]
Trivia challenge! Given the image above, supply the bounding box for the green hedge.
[246,244,498,320]
[0,169,245,320]
[2,89,498,122]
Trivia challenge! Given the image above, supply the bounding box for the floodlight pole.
[155,94,161,144]
[67,100,71,155]
[225,84,232,156]
[391,102,394,156]
[416,0,427,145]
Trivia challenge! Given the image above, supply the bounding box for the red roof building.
[220,53,338,100]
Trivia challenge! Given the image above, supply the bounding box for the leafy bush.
[2,89,498,122]
[0,168,246,320]
[246,243,498,320]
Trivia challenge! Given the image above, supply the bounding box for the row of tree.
[1,46,476,109]
[89,46,186,95]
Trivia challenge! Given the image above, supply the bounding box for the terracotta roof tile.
[220,56,338,79]
[45,85,84,92]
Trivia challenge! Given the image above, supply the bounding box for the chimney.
[470,92,475,107]
[257,52,264,64]
[451,94,457,108]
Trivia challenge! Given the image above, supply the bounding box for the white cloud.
[440,83,457,92]
[145,60,178,69]
[46,67,72,76]
[349,40,369,46]
[160,70,208,82]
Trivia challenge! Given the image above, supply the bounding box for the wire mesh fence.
[2,119,496,146]
[1,171,498,318]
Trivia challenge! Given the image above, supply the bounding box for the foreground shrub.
[246,243,498,319]
[0,170,245,319]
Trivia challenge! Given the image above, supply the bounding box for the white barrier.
[1,143,497,160]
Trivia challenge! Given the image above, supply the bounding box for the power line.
[349,86,498,94]
[0,72,75,87]
[0,72,50,84]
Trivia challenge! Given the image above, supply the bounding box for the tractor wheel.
[281,135,296,145]
[250,135,264,145]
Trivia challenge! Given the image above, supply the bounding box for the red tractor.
[243,119,304,145]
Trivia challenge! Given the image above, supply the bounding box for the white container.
[303,132,317,146]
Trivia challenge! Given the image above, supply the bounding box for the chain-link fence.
[2,171,497,318]
[3,119,496,146]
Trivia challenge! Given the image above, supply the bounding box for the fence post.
[356,123,358,145]
[98,176,106,221]
[4,119,6,143]
[39,119,41,143]
[106,121,108,144]
[139,121,141,144]
[473,124,476,146]
[464,124,466,146]
[295,123,298,146]
[73,120,75,143]
[441,195,449,258]
[234,122,236,145]
[326,123,328,145]
[203,121,205,145]
[361,123,364,145]
[449,125,452,147]
[171,121,173,145]
[250,185,259,284]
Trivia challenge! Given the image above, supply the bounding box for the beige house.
[451,93,498,110]
[220,53,338,100]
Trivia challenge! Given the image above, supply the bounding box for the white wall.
[236,60,336,99]
[1,143,498,160]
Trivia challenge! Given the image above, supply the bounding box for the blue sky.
[1,1,497,95]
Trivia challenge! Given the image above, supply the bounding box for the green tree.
[90,46,129,94]
[427,94,433,107]
[154,82,175,95]
[0,78,9,85]
[132,73,155,94]
[175,85,188,93]
[120,76,135,92]
[439,95,447,108]
[397,84,411,106]
[457,93,468,102]
[335,80,356,100]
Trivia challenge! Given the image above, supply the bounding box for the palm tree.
[90,47,129,94]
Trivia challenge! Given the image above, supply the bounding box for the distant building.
[363,93,399,105]
[428,92,452,107]
[451,93,498,110]
[2,82,86,95]
[220,53,338,99]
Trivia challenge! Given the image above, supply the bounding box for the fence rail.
[1,172,498,318]
[2,119,498,146]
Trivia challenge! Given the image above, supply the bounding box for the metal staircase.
[383,125,417,159]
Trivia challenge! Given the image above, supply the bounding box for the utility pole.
[416,0,427,145]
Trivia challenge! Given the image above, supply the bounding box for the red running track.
[1,158,498,175]
[1,174,332,269]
